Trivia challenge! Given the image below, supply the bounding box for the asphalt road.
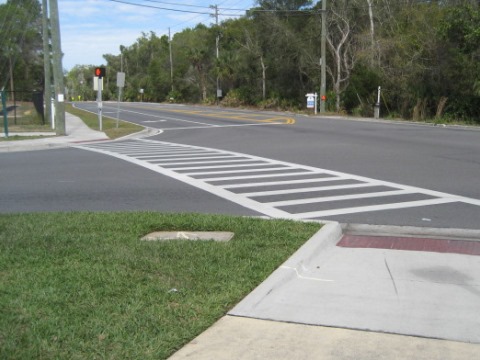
[2,102,480,229]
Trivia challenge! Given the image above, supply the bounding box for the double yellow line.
[168,109,296,125]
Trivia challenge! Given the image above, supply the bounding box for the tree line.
[1,0,479,123]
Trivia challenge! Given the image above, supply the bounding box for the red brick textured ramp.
[338,235,480,256]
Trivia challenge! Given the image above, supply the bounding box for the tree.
[326,0,362,111]
[0,0,43,98]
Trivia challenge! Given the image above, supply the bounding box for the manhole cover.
[141,231,234,242]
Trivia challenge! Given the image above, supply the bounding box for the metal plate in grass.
[141,231,234,242]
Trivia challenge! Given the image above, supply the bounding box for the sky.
[57,0,256,70]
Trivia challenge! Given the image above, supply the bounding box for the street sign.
[305,92,318,114]
[93,77,103,91]
[117,72,125,88]
[307,96,315,108]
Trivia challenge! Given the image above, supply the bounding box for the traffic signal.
[94,67,106,79]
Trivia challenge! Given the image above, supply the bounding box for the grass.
[0,212,321,359]
[0,135,55,142]
[2,103,142,141]
[66,104,144,139]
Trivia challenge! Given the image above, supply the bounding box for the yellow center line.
[125,105,295,125]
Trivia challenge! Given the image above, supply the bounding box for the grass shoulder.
[0,212,321,359]
[66,103,144,139]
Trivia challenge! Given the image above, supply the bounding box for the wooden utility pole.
[211,4,220,102]
[49,0,65,135]
[320,0,327,113]
[42,0,52,127]
[169,27,174,92]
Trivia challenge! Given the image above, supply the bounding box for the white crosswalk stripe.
[75,139,476,220]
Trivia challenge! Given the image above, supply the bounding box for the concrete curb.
[170,221,480,359]
[228,222,342,318]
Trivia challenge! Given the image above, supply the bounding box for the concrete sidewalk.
[169,223,480,359]
[0,112,109,152]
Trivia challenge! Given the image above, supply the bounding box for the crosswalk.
[75,139,473,220]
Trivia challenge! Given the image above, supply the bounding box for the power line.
[104,0,323,17]
[105,0,212,14]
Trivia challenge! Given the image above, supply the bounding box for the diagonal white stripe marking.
[241,183,376,197]
[265,189,412,207]
[290,198,457,219]
[220,176,343,189]
[74,139,479,220]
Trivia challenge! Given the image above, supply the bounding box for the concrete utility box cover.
[141,231,234,242]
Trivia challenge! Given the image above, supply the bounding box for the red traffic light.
[94,67,106,78]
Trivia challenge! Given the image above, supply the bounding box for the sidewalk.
[169,223,480,359]
[0,112,109,152]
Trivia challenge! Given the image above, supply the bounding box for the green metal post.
[2,90,8,138]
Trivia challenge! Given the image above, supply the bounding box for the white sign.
[306,96,315,109]
[117,72,125,88]
[305,92,318,113]
[93,77,103,91]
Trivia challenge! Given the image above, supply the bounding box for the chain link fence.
[1,90,45,129]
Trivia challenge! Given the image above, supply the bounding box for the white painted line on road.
[114,109,219,127]
[220,176,344,189]
[77,139,479,220]
[290,198,456,219]
[149,155,240,162]
[266,189,412,207]
[140,153,228,160]
[161,158,260,167]
[169,162,270,171]
[184,166,291,176]
[241,183,376,197]
[74,142,291,219]
[160,122,285,131]
[201,172,319,182]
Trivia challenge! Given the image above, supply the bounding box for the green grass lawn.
[0,212,320,359]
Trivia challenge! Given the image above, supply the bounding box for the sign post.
[1,90,8,138]
[116,72,125,128]
[374,86,381,119]
[306,93,318,114]
[94,67,106,131]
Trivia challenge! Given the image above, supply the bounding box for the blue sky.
[57,0,256,70]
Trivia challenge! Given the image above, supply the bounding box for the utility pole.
[211,4,221,103]
[49,0,65,135]
[42,0,52,127]
[320,0,327,113]
[169,27,174,92]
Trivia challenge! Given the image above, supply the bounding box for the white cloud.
[58,0,254,70]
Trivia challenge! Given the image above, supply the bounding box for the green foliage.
[343,63,381,116]
[221,87,257,107]
[62,1,480,123]
[0,0,43,91]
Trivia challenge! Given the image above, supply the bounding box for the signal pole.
[49,0,65,135]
